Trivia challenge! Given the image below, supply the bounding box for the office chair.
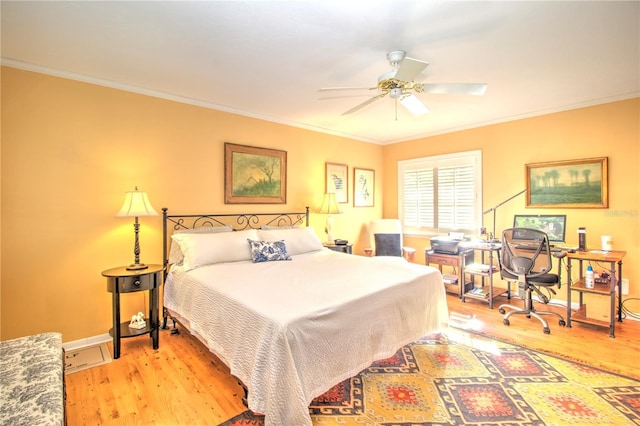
[368,219,416,261]
[498,228,566,334]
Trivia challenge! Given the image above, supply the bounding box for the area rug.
[64,342,111,375]
[219,329,640,425]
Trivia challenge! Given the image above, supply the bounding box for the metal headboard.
[162,207,310,273]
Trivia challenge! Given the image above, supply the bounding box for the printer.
[430,233,467,254]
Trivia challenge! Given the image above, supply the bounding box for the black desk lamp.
[483,189,526,242]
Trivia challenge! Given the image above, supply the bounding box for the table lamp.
[318,192,342,243]
[116,186,158,270]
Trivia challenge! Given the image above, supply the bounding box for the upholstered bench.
[0,332,65,425]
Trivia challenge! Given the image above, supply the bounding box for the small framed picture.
[354,167,374,207]
[326,162,348,203]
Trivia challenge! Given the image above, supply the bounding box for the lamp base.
[325,215,336,244]
[126,263,149,271]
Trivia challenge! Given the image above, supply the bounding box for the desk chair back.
[501,228,554,281]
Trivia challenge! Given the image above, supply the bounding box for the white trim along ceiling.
[1,1,638,145]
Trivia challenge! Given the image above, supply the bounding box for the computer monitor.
[513,214,566,243]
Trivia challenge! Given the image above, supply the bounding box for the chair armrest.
[553,251,566,288]
[402,246,416,262]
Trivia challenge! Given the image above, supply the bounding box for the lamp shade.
[116,187,158,217]
[318,192,342,215]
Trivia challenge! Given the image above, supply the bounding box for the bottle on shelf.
[585,265,595,289]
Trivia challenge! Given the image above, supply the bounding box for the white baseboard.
[63,333,111,351]
[540,297,580,311]
[530,295,640,322]
[505,290,580,310]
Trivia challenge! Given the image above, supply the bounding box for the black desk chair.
[498,228,566,334]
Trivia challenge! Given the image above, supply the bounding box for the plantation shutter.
[399,150,481,235]
[402,168,434,228]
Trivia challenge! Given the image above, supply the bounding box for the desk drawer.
[427,254,459,267]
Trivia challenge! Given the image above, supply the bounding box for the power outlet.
[621,278,629,295]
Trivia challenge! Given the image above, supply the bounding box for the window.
[398,150,482,236]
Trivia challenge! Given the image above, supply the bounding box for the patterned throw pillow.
[247,239,291,263]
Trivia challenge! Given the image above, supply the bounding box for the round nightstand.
[323,243,353,254]
[101,264,164,359]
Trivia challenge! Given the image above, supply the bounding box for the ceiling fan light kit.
[389,87,403,99]
[320,50,487,118]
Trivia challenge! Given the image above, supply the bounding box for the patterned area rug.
[219,329,640,425]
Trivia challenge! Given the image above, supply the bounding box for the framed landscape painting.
[526,157,608,208]
[225,143,287,204]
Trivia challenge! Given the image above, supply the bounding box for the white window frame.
[398,150,482,237]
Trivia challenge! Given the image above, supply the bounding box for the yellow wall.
[383,98,640,315]
[2,66,638,341]
[1,67,383,341]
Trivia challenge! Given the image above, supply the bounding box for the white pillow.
[257,227,323,256]
[171,229,258,271]
[168,226,233,265]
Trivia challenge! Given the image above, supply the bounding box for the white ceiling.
[2,1,639,145]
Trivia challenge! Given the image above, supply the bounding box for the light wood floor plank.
[65,293,640,424]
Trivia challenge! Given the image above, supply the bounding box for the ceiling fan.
[320,50,487,117]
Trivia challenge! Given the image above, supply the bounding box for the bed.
[162,208,448,426]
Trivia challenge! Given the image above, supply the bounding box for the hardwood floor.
[65,293,640,425]
[446,292,640,379]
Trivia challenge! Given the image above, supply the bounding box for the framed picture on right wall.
[354,167,374,207]
[525,157,608,208]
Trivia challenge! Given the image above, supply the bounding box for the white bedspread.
[164,249,447,426]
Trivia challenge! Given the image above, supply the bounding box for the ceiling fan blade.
[421,83,487,95]
[319,86,377,92]
[342,92,387,115]
[394,57,429,82]
[399,94,430,116]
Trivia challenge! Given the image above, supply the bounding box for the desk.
[566,250,625,338]
[461,243,503,309]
